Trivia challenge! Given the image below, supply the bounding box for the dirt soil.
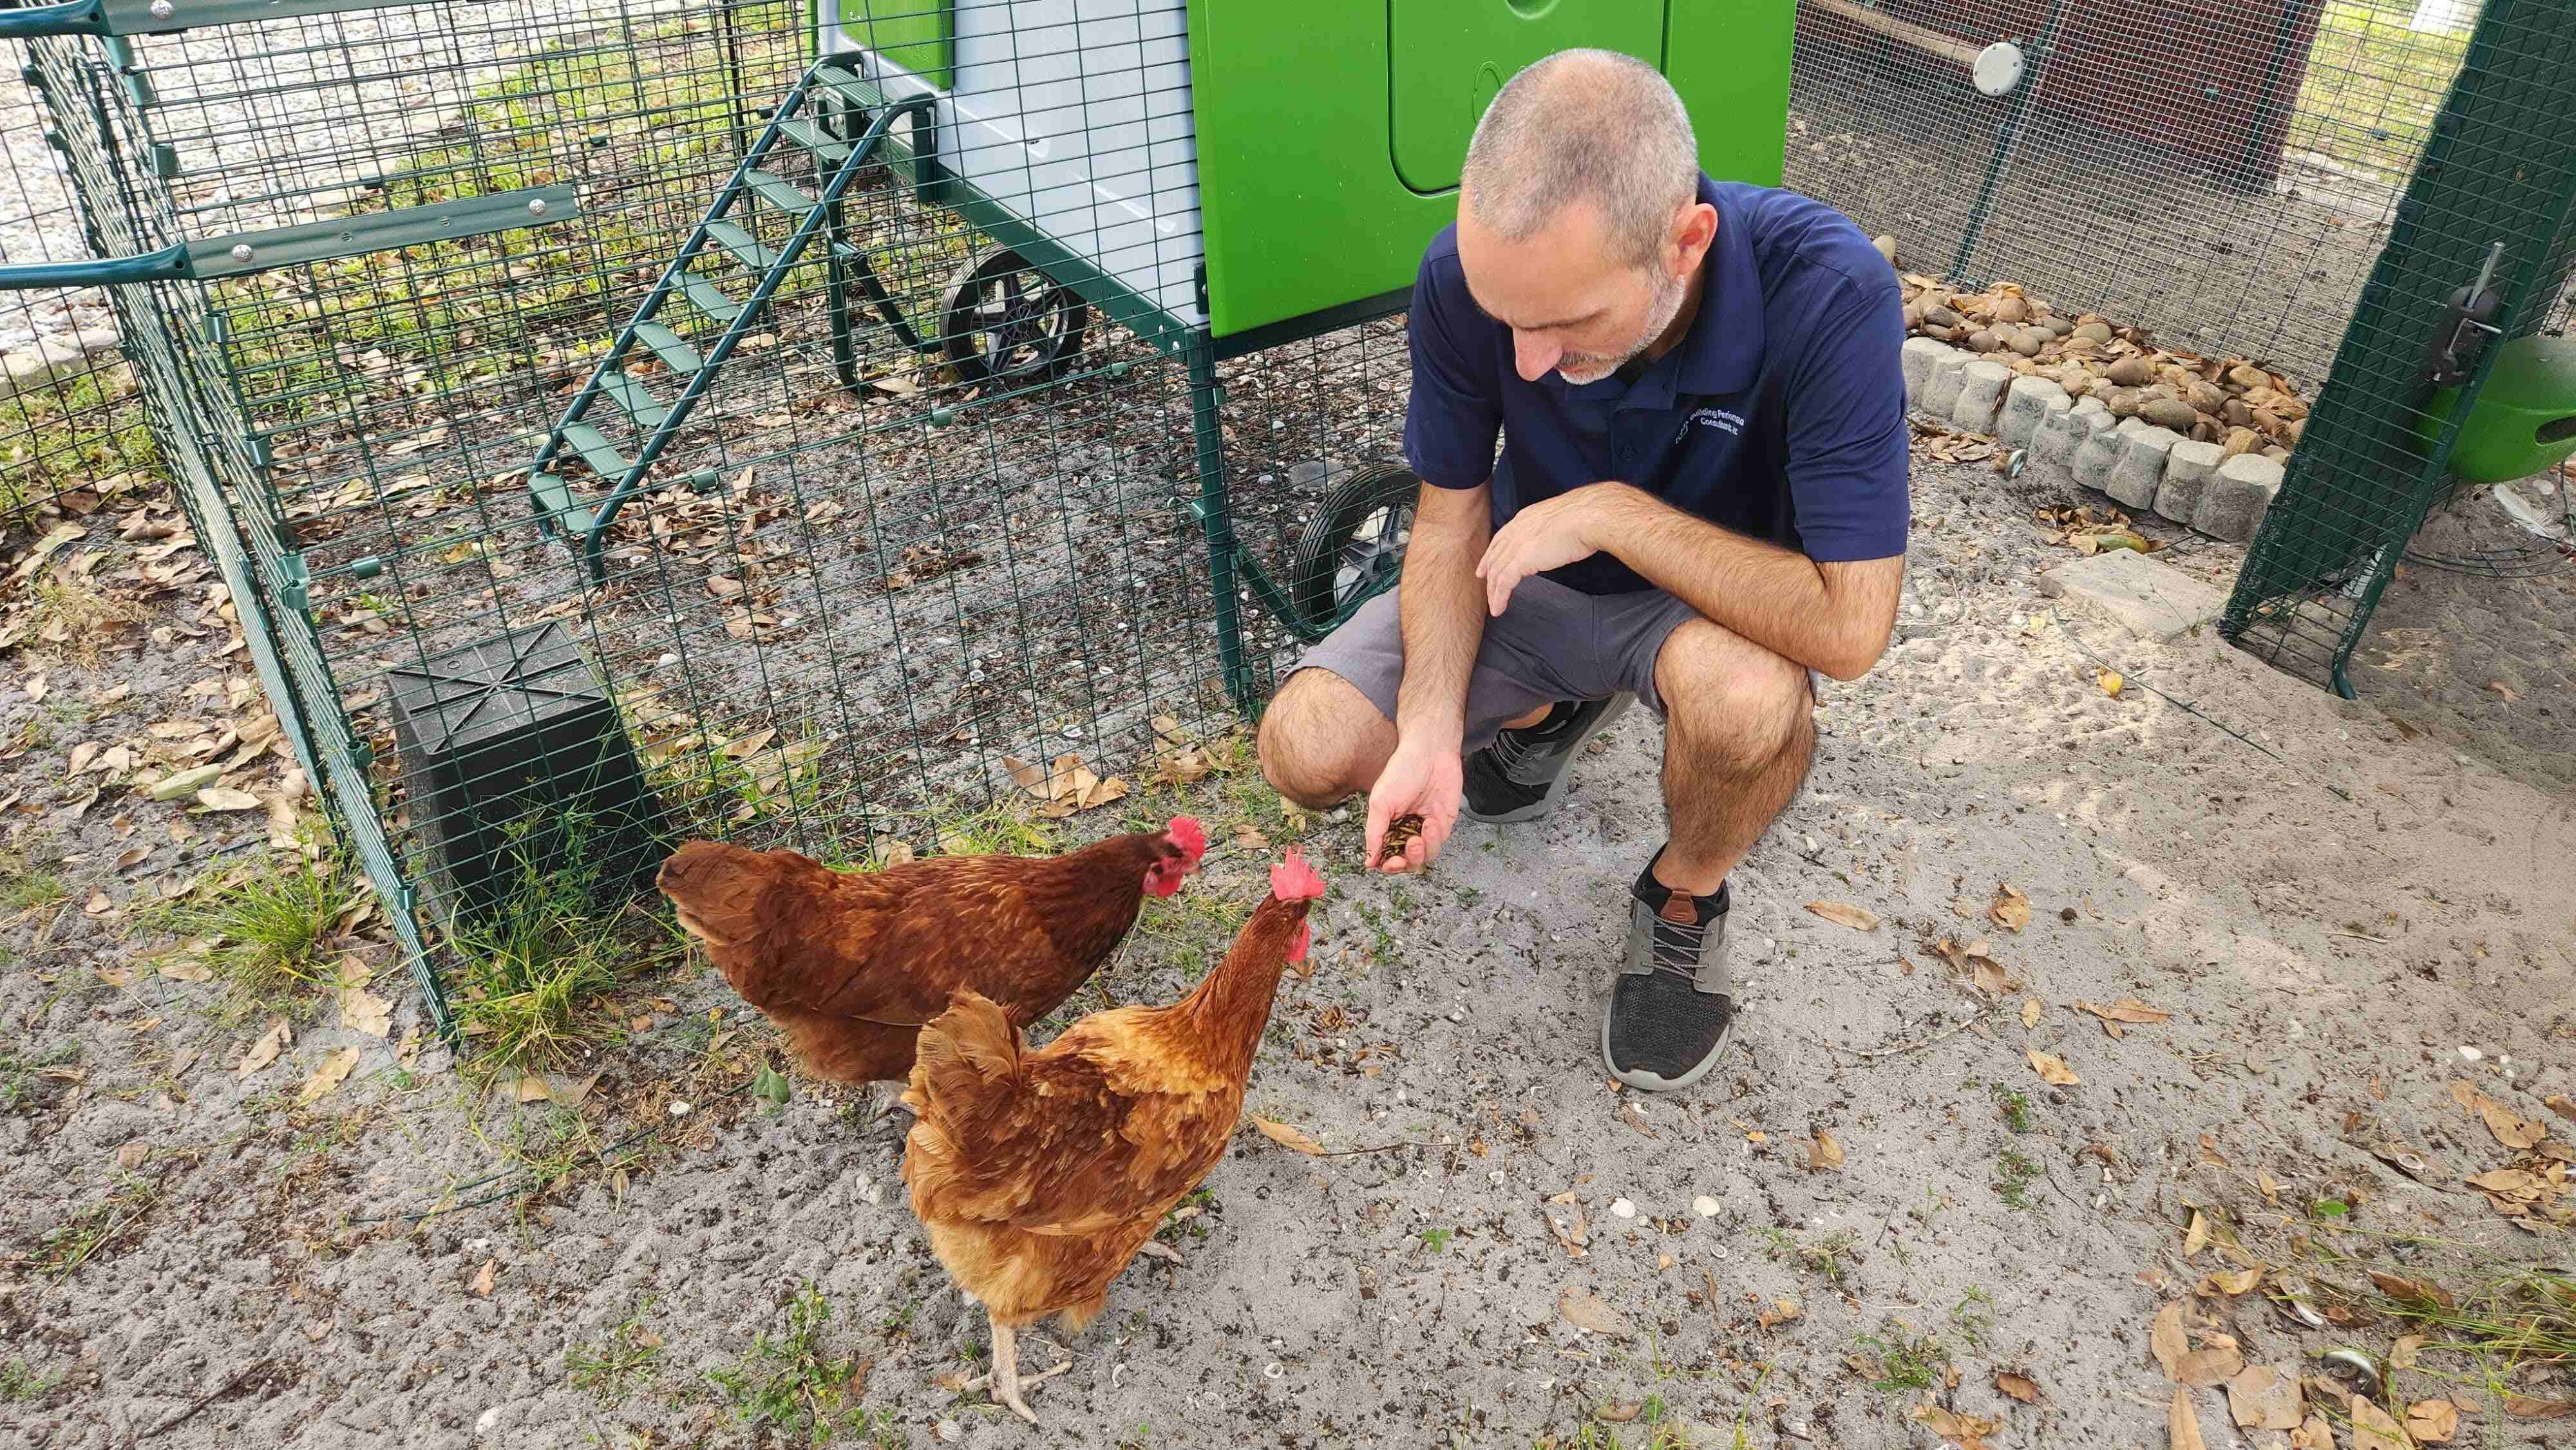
[5,434,2574,1450]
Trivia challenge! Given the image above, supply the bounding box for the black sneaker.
[1602,852,1736,1092]
[1461,694,1633,824]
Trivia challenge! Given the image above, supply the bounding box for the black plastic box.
[386,621,668,925]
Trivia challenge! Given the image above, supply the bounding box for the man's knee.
[1655,622,1813,762]
[1257,668,1387,808]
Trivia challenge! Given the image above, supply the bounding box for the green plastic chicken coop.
[532,0,1796,703]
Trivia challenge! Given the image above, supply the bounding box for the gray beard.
[1558,267,1689,384]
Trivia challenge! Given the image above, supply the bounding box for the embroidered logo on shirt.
[1678,406,1745,440]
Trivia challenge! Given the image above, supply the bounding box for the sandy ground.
[5,430,2573,1449]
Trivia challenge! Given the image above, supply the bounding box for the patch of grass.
[0,851,69,917]
[1761,1227,1859,1286]
[35,1177,156,1281]
[22,572,146,666]
[2367,1260,2575,1386]
[1994,1149,2040,1210]
[1951,1288,1996,1350]
[706,1281,884,1444]
[1852,1322,1948,1395]
[146,837,358,1017]
[0,1037,82,1114]
[1996,1088,2032,1135]
[450,816,661,1070]
[1419,1226,1455,1255]
[0,1357,59,1402]
[1,365,158,527]
[567,1294,665,1404]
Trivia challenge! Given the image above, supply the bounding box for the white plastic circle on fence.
[1973,41,2026,99]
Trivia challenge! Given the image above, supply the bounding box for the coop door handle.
[0,242,191,290]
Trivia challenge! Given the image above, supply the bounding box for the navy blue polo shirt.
[1401,175,1910,595]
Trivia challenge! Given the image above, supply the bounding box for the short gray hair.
[1460,49,1698,267]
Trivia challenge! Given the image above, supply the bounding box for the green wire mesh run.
[1782,0,2479,393]
[2221,0,2576,693]
[15,1,1417,1029]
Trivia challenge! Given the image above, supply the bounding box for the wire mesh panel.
[2221,0,2576,691]
[1783,0,2479,390]
[12,0,1421,1025]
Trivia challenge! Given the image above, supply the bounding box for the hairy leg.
[1256,668,1399,809]
[1651,619,1817,896]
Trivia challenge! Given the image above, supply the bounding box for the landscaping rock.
[2029,396,2114,491]
[0,326,119,399]
[2000,375,2070,449]
[2071,415,2142,493]
[2071,321,2113,344]
[2193,453,2286,542]
[1900,337,1955,406]
[2107,425,2181,510]
[1872,234,1899,266]
[2140,397,2200,433]
[1953,359,2016,433]
[2038,549,2228,642]
[2157,440,2224,525]
[1924,348,1973,417]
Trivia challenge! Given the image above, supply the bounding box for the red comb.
[1269,847,1325,902]
[1166,816,1207,862]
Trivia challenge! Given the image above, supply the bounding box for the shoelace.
[1646,914,1710,983]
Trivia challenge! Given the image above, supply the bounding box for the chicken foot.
[963,1317,1068,1425]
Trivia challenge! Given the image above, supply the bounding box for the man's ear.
[1667,201,1718,279]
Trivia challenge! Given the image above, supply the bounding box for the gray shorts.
[1283,576,1700,753]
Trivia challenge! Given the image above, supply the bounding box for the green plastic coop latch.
[2414,334,2576,485]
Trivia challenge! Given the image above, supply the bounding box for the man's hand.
[1473,484,1636,617]
[1363,735,1463,874]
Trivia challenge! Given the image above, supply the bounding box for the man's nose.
[1513,333,1560,382]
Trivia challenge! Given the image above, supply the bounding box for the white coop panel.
[817,0,1208,326]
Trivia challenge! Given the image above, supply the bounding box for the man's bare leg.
[1257,668,1399,810]
[1649,619,1816,896]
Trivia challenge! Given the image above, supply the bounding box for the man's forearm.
[1394,510,1491,744]
[1591,486,1877,679]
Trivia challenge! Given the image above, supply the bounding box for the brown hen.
[655,818,1206,1082]
[898,847,1325,1423]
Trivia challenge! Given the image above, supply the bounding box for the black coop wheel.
[1287,462,1418,634]
[938,247,1090,388]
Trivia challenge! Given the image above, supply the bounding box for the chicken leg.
[961,1316,1068,1425]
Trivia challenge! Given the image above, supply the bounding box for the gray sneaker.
[1461,694,1634,824]
[1602,854,1736,1092]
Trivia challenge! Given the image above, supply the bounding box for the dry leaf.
[2227,1364,2304,1431]
[1915,1401,1999,1450]
[1807,1128,1844,1172]
[1989,883,2032,932]
[340,984,393,1038]
[472,1258,497,1297]
[2152,1303,2188,1379]
[1996,1371,2040,1404]
[2504,1395,2576,1418]
[158,960,213,983]
[2020,998,2042,1030]
[85,889,113,916]
[1757,1299,1801,1330]
[2405,1400,2456,1444]
[2100,668,2125,699]
[1557,1286,1630,1339]
[193,786,261,811]
[2178,1344,2245,1387]
[2081,997,2173,1024]
[2170,1387,2210,1450]
[2348,1398,2411,1450]
[297,1046,360,1104]
[2292,1414,2338,1449]
[2390,1335,2425,1370]
[2206,1267,2261,1296]
[1249,1116,1326,1155]
[2369,1271,2456,1310]
[2546,1094,2576,1123]
[1805,899,1879,931]
[2183,1210,2210,1258]
[513,1075,551,1103]
[2029,1050,2081,1086]
[238,1017,290,1077]
[2450,1080,2546,1149]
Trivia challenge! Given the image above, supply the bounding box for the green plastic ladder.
[529,60,931,584]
